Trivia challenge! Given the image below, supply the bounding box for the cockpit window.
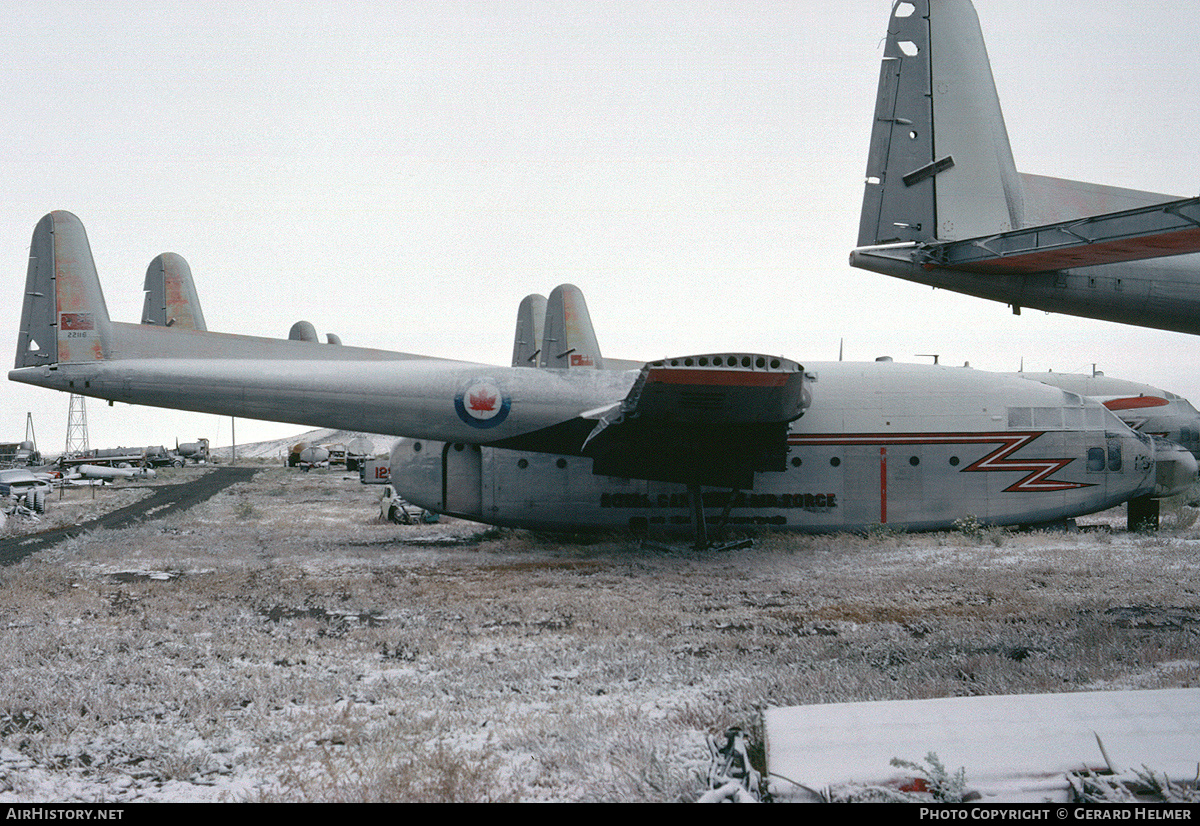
[1108,442,1122,472]
[1033,407,1062,429]
[1009,403,1116,431]
[1100,406,1125,429]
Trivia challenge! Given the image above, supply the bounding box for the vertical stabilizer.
[142,253,208,331]
[858,0,1023,246]
[288,321,319,342]
[512,293,547,367]
[540,284,603,369]
[15,211,113,368]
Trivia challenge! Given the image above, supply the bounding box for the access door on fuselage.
[442,442,482,518]
[838,446,887,528]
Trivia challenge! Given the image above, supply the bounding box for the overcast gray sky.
[4,1,1200,452]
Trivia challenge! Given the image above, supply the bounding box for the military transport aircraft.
[851,0,1200,335]
[12,211,1193,541]
[1015,371,1200,462]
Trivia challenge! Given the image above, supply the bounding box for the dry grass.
[1,466,1198,801]
[1,484,155,538]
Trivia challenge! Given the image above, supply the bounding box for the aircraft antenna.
[64,394,90,458]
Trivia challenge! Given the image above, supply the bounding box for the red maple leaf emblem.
[468,388,497,411]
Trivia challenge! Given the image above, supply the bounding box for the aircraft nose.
[1152,436,1199,498]
[1188,418,1200,459]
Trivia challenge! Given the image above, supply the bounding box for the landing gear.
[1127,494,1160,532]
[641,485,753,552]
[687,484,752,552]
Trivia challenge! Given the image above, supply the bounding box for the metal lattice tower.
[64,394,89,458]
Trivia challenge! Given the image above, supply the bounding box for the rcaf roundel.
[454,377,511,429]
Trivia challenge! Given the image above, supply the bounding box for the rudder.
[512,293,547,367]
[857,0,1023,246]
[541,284,603,369]
[15,211,113,368]
[142,252,208,331]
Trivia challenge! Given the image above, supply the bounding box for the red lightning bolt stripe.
[787,432,1093,494]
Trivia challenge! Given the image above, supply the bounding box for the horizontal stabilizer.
[914,195,1200,273]
[584,353,808,488]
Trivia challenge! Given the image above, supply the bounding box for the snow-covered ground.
[207,428,394,461]
[765,687,1200,802]
[1,466,1198,802]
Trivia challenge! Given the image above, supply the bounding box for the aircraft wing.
[581,354,809,489]
[11,212,809,488]
[856,195,1200,275]
[11,212,640,448]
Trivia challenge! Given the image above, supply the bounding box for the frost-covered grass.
[1,467,1198,801]
[0,484,155,538]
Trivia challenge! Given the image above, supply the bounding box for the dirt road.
[0,466,258,565]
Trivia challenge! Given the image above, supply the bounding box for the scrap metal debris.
[699,727,762,803]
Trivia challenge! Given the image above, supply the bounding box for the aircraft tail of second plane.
[16,211,114,369]
[857,0,1023,248]
[857,0,1183,255]
[512,284,606,369]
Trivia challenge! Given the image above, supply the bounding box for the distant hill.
[208,428,396,460]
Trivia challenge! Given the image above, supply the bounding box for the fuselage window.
[1108,443,1122,472]
[1087,448,1105,472]
[1008,407,1032,428]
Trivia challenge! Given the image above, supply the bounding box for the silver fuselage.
[390,361,1158,535]
[9,211,1178,537]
